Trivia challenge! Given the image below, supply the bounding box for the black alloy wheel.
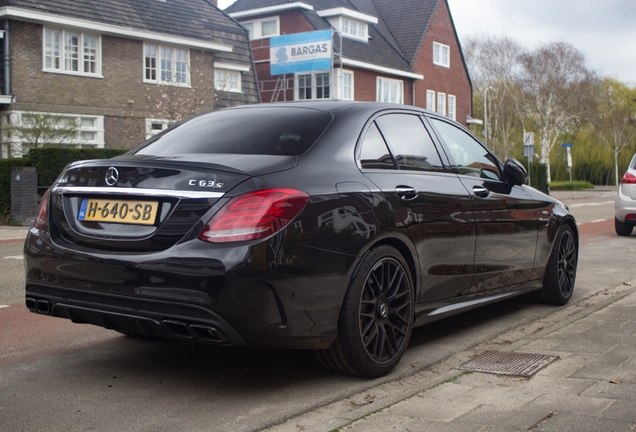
[535,224,577,305]
[315,245,414,377]
[359,257,412,365]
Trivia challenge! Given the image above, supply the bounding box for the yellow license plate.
[78,198,158,225]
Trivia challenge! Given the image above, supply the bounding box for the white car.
[615,153,636,236]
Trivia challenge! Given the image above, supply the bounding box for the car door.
[427,117,539,293]
[358,112,476,303]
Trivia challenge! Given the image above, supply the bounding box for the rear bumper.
[615,187,636,223]
[26,284,244,344]
[24,227,357,349]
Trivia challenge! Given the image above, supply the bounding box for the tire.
[315,245,414,377]
[615,217,633,236]
[534,224,577,305]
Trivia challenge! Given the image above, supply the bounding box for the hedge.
[1,147,127,222]
[28,147,128,188]
[527,161,549,195]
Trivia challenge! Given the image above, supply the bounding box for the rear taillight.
[33,189,50,230]
[197,188,309,243]
[621,172,636,184]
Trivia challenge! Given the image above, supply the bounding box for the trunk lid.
[48,154,297,252]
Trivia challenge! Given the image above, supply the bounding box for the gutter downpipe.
[4,19,9,97]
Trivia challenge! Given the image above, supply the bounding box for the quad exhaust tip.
[162,320,228,343]
[26,297,51,315]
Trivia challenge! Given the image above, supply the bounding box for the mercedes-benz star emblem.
[105,167,119,186]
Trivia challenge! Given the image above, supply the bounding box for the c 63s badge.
[189,179,224,188]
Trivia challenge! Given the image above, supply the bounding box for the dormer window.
[341,17,367,40]
[240,17,280,40]
[317,8,377,42]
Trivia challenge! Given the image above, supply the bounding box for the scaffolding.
[251,30,343,103]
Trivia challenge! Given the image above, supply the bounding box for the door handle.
[395,186,418,200]
[472,185,490,198]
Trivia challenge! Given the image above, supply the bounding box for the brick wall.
[3,20,257,150]
[412,1,472,125]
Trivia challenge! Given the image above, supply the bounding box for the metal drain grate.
[456,351,559,378]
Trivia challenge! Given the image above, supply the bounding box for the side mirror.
[504,158,527,186]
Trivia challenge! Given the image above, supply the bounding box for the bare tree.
[2,112,82,157]
[517,42,597,182]
[463,36,526,159]
[122,52,217,142]
[594,78,636,185]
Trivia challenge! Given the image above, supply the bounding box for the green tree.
[593,78,636,185]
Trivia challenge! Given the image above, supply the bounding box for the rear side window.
[376,114,443,171]
[133,108,333,156]
[359,123,396,169]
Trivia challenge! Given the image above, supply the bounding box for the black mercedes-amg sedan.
[24,101,578,377]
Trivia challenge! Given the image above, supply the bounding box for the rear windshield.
[133,107,333,156]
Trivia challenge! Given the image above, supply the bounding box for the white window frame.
[376,77,404,104]
[146,119,171,139]
[295,71,332,101]
[214,69,242,93]
[240,16,280,40]
[340,17,368,41]
[448,94,456,121]
[437,92,446,116]
[426,90,436,112]
[3,111,104,157]
[433,42,450,68]
[143,43,190,86]
[342,70,354,100]
[43,27,102,77]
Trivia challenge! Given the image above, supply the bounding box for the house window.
[215,69,242,92]
[241,17,280,40]
[44,28,101,76]
[377,77,403,104]
[433,42,450,68]
[296,72,331,100]
[437,92,446,116]
[144,44,189,85]
[146,119,170,139]
[342,70,354,100]
[448,95,456,121]
[340,17,367,41]
[3,111,104,157]
[426,90,435,111]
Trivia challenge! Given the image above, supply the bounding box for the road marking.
[591,219,608,223]
[0,305,9,309]
[4,255,24,260]
[568,200,615,208]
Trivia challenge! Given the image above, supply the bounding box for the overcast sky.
[218,0,636,85]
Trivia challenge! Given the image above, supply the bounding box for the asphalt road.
[1,188,635,432]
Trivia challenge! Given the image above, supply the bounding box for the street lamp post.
[483,86,494,145]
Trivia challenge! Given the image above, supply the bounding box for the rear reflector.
[626,214,636,221]
[622,172,636,184]
[198,188,309,243]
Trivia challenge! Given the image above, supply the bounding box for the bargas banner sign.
[270,30,332,75]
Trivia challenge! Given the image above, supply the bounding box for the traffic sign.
[523,132,534,146]
[561,142,573,147]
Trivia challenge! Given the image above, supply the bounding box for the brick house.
[225,0,472,125]
[0,0,260,158]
